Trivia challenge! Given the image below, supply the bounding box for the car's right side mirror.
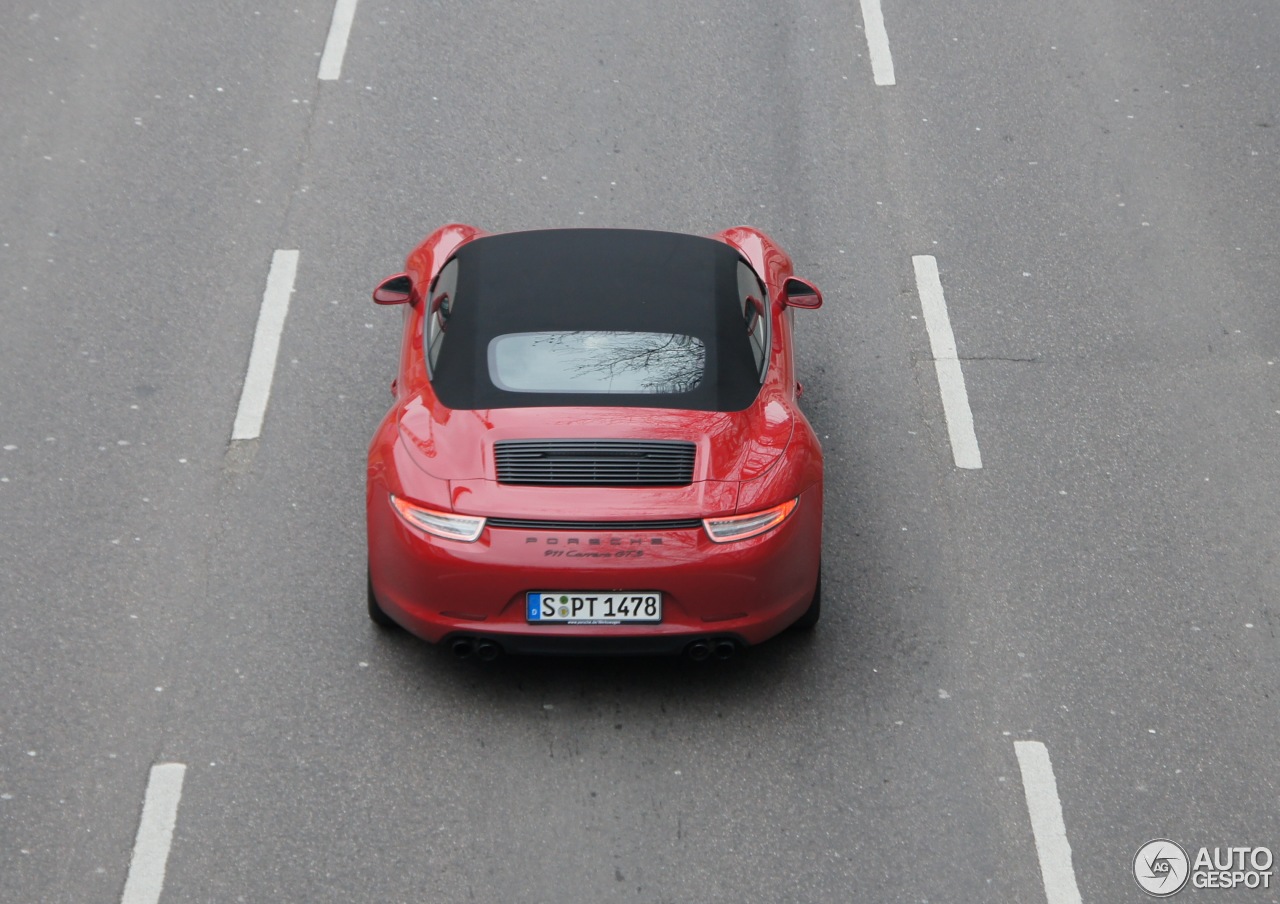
[782,277,823,309]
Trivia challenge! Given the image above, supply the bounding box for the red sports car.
[366,225,824,659]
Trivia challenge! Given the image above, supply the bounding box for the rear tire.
[367,567,399,629]
[792,568,822,630]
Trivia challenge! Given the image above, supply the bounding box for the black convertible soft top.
[429,229,762,411]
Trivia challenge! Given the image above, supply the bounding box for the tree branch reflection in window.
[488,331,706,394]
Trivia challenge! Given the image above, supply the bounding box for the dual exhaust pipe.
[451,637,502,661]
[684,638,739,662]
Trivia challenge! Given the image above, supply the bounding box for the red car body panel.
[367,224,824,655]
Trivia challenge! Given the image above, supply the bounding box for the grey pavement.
[1,1,1277,902]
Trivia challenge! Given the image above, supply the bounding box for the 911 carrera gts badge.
[523,536,663,545]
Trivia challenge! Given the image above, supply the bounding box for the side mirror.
[782,276,823,310]
[373,273,413,305]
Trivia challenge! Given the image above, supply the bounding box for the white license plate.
[526,591,662,624]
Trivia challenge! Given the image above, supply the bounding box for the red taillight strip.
[703,497,798,543]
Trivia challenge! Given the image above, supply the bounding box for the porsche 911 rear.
[366,225,825,657]
[367,428,822,657]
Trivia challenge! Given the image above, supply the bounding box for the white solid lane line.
[912,255,983,469]
[120,763,187,904]
[318,0,359,81]
[858,0,896,86]
[1015,742,1084,904]
[232,250,299,441]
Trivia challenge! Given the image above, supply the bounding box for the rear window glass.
[488,331,706,395]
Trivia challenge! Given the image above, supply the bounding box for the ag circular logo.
[1134,839,1191,896]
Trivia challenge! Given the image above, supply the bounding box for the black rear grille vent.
[494,440,696,487]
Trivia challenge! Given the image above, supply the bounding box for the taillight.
[703,498,798,543]
[390,495,486,542]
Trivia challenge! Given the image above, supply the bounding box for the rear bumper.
[367,482,822,649]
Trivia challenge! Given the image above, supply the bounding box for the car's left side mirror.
[373,273,413,305]
[782,277,823,310]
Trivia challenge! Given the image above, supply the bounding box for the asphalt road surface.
[2,1,1277,902]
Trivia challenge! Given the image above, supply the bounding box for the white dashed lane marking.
[858,0,897,86]
[318,0,359,81]
[120,763,186,904]
[232,250,299,442]
[912,255,983,469]
[1015,741,1084,904]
